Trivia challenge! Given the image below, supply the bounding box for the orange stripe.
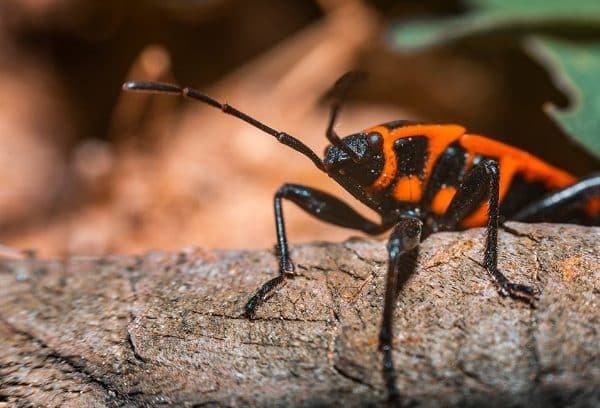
[392,176,422,202]
[431,186,456,215]
[460,134,576,190]
[420,125,466,184]
[367,126,396,191]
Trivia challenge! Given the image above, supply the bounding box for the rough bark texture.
[0,222,599,407]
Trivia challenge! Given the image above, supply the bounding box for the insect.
[122,72,600,401]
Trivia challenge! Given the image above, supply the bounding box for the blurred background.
[0,0,597,258]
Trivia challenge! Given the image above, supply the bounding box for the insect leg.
[244,183,390,319]
[325,72,366,162]
[440,159,536,300]
[511,173,600,224]
[379,217,422,401]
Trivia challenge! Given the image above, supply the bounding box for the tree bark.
[0,223,598,407]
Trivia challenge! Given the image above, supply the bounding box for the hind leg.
[512,174,600,225]
[440,159,536,300]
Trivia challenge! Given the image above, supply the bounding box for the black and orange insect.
[123,72,600,401]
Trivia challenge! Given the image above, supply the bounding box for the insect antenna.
[122,81,326,171]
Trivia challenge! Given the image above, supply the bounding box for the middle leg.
[439,159,535,299]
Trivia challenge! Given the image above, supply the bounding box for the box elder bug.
[122,72,600,401]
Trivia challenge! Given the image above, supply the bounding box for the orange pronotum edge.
[367,124,466,192]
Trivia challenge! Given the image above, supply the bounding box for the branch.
[0,223,598,407]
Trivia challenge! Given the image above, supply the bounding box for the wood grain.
[1,223,598,407]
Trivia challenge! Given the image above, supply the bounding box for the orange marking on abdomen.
[460,203,490,229]
[368,124,466,192]
[586,196,600,217]
[392,176,422,202]
[460,134,576,190]
[431,187,456,215]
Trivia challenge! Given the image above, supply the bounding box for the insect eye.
[367,132,383,150]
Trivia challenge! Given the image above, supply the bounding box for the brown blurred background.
[0,0,597,258]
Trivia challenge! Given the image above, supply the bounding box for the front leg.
[440,159,536,300]
[244,183,390,319]
[379,217,422,401]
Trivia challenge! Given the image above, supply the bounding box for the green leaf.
[525,37,600,159]
[392,0,600,50]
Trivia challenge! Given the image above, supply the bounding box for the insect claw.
[283,260,296,277]
[243,296,259,320]
[500,281,539,306]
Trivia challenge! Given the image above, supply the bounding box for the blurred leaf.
[389,1,600,159]
[525,37,600,159]
[392,0,600,50]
